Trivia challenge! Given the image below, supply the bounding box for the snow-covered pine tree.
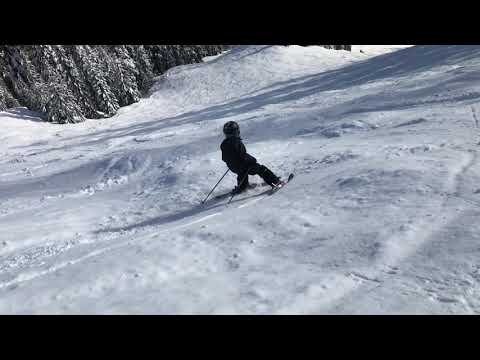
[125,45,154,95]
[23,45,95,122]
[55,46,99,119]
[74,45,120,117]
[185,46,202,64]
[103,45,140,107]
[21,45,93,122]
[0,77,19,110]
[27,45,58,83]
[0,47,5,110]
[43,82,84,124]
[164,46,179,69]
[144,45,166,74]
[0,85,6,111]
[173,46,186,66]
[2,46,46,113]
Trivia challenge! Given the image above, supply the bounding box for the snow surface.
[2,45,480,314]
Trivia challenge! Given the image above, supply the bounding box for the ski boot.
[271,178,286,190]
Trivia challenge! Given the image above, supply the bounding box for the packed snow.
[2,45,480,314]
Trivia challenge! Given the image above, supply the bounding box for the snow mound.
[149,45,362,113]
[321,120,377,138]
[77,153,152,195]
[320,151,360,165]
[394,118,428,128]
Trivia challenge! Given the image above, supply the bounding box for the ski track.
[0,186,274,290]
[283,140,480,313]
[471,106,479,129]
[0,210,223,290]
[0,178,286,291]
[325,128,480,313]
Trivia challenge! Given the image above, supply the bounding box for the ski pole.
[201,169,230,204]
[228,167,252,204]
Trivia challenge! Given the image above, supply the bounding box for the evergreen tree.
[74,45,119,117]
[2,46,45,112]
[0,85,6,111]
[56,46,98,118]
[125,45,154,95]
[43,83,84,124]
[107,45,141,106]
[0,78,19,110]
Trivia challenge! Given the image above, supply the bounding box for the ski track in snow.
[2,45,480,313]
[0,210,225,291]
[0,182,275,291]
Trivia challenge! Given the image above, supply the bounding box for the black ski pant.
[237,163,280,190]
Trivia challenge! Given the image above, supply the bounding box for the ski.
[205,174,294,206]
[212,183,261,201]
[269,173,294,195]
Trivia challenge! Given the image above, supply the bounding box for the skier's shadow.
[94,188,272,235]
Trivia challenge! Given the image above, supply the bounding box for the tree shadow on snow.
[2,107,45,123]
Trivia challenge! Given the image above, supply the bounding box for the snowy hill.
[2,45,480,314]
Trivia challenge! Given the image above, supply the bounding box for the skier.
[221,121,284,194]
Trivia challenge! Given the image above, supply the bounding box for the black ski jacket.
[220,136,257,174]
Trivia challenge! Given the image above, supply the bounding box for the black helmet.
[223,121,240,137]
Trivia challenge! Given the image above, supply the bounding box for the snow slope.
[2,45,480,314]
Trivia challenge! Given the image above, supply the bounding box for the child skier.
[221,121,284,194]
